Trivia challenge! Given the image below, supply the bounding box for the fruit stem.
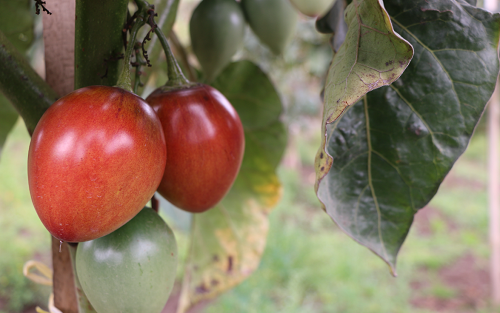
[116,16,146,92]
[154,27,191,87]
[134,0,190,87]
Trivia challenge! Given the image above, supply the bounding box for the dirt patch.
[413,206,458,236]
[441,169,486,192]
[411,253,491,312]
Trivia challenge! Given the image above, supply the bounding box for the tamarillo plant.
[0,0,498,312]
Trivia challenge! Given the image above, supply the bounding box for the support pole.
[489,82,500,305]
[43,1,78,312]
[486,0,500,305]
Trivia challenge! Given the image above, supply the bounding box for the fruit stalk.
[154,26,190,86]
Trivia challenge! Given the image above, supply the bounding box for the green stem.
[0,30,58,135]
[75,0,128,89]
[135,0,189,88]
[68,244,98,313]
[116,18,146,92]
[154,27,190,87]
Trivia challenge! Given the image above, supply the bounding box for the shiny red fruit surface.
[146,84,244,213]
[28,86,167,242]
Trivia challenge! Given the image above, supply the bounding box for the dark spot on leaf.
[320,152,324,159]
[321,166,325,171]
[213,255,219,262]
[195,283,209,294]
[227,256,233,272]
[211,279,219,286]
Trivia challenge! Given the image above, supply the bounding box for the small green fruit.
[189,0,246,82]
[76,207,177,313]
[289,0,336,17]
[241,0,298,55]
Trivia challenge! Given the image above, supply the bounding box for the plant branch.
[0,30,58,135]
[132,42,147,94]
[116,17,146,92]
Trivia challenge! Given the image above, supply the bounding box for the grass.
[0,120,51,312]
[0,115,496,312]
[203,123,495,313]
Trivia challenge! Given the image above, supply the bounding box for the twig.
[34,0,52,15]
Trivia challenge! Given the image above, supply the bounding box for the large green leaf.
[317,0,500,273]
[315,0,413,190]
[177,61,286,313]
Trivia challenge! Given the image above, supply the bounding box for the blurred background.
[0,0,498,312]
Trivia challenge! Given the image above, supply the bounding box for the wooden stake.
[489,82,500,305]
[485,0,500,305]
[43,1,78,312]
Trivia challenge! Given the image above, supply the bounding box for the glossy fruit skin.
[28,86,166,242]
[241,0,298,55]
[146,84,244,213]
[76,207,177,313]
[289,0,335,17]
[190,0,246,82]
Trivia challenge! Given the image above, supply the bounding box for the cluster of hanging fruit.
[26,1,246,312]
[189,0,336,82]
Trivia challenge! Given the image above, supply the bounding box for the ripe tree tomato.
[146,84,244,213]
[28,86,166,242]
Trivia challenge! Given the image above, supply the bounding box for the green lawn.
[0,116,496,312]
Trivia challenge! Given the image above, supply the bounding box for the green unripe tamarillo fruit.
[289,0,336,17]
[241,0,298,55]
[189,0,246,82]
[76,208,178,313]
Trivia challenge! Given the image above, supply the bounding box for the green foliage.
[316,0,500,272]
[0,0,36,156]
